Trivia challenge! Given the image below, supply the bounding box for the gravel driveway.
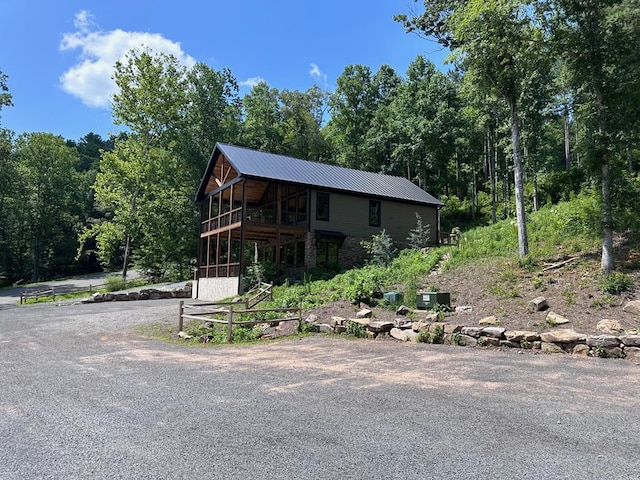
[1,299,639,479]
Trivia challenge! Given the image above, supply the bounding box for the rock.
[330,316,346,327]
[366,320,395,333]
[603,346,624,358]
[572,344,591,356]
[394,318,412,329]
[596,319,623,333]
[586,335,621,348]
[540,329,586,344]
[304,314,319,324]
[356,309,372,319]
[481,326,506,339]
[127,292,140,300]
[620,335,640,347]
[411,320,430,332]
[479,316,498,326]
[541,342,565,354]
[624,347,640,363]
[319,324,333,334]
[334,324,347,334]
[461,326,482,338]
[457,335,477,347]
[114,293,130,301]
[623,300,640,315]
[500,340,520,348]
[455,306,473,314]
[532,341,542,350]
[505,330,540,342]
[178,331,193,340]
[528,296,548,312]
[396,305,411,316]
[478,336,500,347]
[444,324,463,334]
[390,328,418,342]
[350,317,371,327]
[546,311,570,326]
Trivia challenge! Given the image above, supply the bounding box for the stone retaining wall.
[82,285,192,303]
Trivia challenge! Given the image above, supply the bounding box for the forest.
[0,0,639,287]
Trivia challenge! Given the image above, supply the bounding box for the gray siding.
[310,190,439,246]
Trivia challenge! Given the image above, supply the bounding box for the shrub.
[346,320,367,338]
[601,272,635,295]
[406,213,431,249]
[361,229,396,266]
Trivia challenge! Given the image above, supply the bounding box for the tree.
[14,133,81,281]
[240,82,284,153]
[0,69,12,121]
[397,0,546,258]
[542,0,640,272]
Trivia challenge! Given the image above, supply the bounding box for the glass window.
[369,200,381,227]
[316,192,330,221]
[317,241,339,267]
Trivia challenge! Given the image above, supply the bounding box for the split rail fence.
[177,282,303,342]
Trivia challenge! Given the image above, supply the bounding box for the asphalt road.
[1,299,639,479]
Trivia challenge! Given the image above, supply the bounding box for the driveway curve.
[1,300,638,479]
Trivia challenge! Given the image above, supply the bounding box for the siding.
[310,190,439,246]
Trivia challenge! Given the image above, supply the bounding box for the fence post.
[89,284,93,294]
[227,305,234,342]
[52,287,55,302]
[269,282,273,301]
[20,293,23,305]
[178,300,184,332]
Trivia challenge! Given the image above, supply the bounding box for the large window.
[316,192,330,221]
[317,241,339,267]
[369,200,381,227]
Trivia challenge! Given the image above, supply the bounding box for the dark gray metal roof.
[200,143,443,206]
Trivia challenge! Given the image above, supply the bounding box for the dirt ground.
[305,255,640,336]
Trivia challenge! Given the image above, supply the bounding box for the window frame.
[316,192,330,221]
[368,200,381,227]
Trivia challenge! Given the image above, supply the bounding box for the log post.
[227,306,234,342]
[178,300,184,332]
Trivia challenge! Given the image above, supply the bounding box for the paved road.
[1,300,639,479]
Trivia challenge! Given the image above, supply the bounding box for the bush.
[601,272,635,295]
[361,229,396,265]
[346,320,367,338]
[406,213,431,249]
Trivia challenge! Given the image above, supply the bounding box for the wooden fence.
[178,298,302,343]
[20,283,104,304]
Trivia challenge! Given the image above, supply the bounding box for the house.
[194,143,443,300]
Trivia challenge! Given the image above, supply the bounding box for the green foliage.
[361,229,397,266]
[296,321,320,334]
[601,272,635,295]
[103,275,148,292]
[346,320,367,338]
[406,213,432,249]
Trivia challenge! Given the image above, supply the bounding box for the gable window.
[316,192,330,221]
[369,200,381,227]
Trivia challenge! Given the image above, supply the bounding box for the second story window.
[316,192,330,221]
[369,200,381,227]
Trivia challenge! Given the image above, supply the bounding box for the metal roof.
[199,143,443,206]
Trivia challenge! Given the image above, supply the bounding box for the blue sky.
[1,0,448,141]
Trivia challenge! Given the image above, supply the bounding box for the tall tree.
[397,0,546,258]
[240,82,284,153]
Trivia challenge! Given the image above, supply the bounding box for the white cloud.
[59,11,196,108]
[309,63,327,83]
[239,76,266,88]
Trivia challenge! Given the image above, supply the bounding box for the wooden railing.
[20,283,104,304]
[178,298,301,343]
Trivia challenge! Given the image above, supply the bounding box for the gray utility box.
[416,292,451,310]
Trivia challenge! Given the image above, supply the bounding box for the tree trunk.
[563,103,571,170]
[509,99,528,258]
[597,88,614,273]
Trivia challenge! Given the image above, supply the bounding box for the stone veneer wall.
[305,233,368,270]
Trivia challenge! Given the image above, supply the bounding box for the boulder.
[455,306,473,314]
[396,305,411,316]
[350,317,371,327]
[366,320,394,333]
[444,324,463,334]
[620,335,640,347]
[479,336,500,347]
[304,314,319,324]
[528,296,548,312]
[461,326,482,338]
[596,319,623,334]
[479,315,498,326]
[319,324,333,334]
[623,300,640,315]
[356,309,373,319]
[390,328,418,342]
[541,342,565,354]
[586,335,621,348]
[411,320,430,332]
[500,340,520,348]
[457,335,477,347]
[540,329,585,344]
[334,325,347,334]
[624,347,640,363]
[481,326,506,339]
[572,344,591,356]
[505,330,540,342]
[394,318,412,329]
[330,316,346,328]
[546,311,570,326]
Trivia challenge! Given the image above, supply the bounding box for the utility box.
[416,292,451,310]
[383,291,403,304]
